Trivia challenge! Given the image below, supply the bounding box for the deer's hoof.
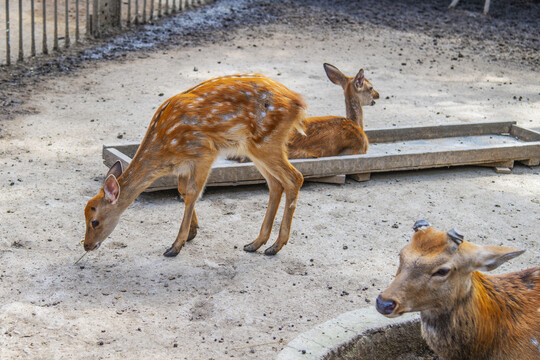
[163,247,179,257]
[187,229,197,242]
[264,245,279,256]
[243,243,258,252]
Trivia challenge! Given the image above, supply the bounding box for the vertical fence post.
[92,0,98,36]
[31,0,36,56]
[65,0,70,47]
[158,0,162,17]
[5,0,10,65]
[76,0,80,42]
[42,0,48,54]
[18,0,23,62]
[92,0,120,36]
[53,0,58,50]
[150,0,154,21]
[142,0,147,23]
[135,0,139,24]
[86,0,90,36]
[127,0,131,26]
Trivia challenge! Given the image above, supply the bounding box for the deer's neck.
[420,272,504,360]
[116,152,168,211]
[345,95,364,129]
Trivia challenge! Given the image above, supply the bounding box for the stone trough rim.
[276,306,420,360]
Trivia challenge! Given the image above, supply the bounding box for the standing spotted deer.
[286,63,379,159]
[376,220,540,360]
[83,74,306,257]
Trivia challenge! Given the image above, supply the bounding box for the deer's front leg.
[264,163,303,255]
[164,159,214,257]
[178,176,199,241]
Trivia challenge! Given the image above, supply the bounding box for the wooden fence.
[1,0,212,66]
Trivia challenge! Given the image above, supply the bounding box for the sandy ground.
[0,1,539,359]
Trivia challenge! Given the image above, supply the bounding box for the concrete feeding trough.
[276,307,437,360]
[102,121,540,191]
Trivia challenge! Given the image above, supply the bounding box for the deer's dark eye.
[433,268,450,277]
[91,220,100,228]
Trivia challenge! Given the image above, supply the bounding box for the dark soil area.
[1,0,538,121]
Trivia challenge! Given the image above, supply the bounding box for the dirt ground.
[0,0,539,359]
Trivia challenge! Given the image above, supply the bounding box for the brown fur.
[378,224,540,360]
[287,116,368,158]
[421,269,540,360]
[83,74,306,257]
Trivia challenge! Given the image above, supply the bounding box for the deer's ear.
[460,242,525,272]
[354,69,365,89]
[103,175,120,204]
[106,161,123,179]
[324,63,348,88]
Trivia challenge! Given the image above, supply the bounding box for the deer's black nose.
[376,295,396,315]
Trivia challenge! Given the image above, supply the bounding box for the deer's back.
[142,74,306,158]
[287,116,368,159]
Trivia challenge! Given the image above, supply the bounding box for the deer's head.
[323,63,380,106]
[376,220,525,317]
[83,161,124,251]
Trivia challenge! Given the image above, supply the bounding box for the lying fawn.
[376,220,540,360]
[229,64,378,162]
[448,0,491,15]
[83,74,306,257]
[287,63,379,159]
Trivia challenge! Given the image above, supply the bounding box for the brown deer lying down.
[83,74,306,257]
[229,63,379,162]
[286,63,379,159]
[376,220,540,360]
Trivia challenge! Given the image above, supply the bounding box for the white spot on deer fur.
[166,123,181,135]
[170,139,178,146]
[267,105,275,111]
[196,97,203,102]
[222,114,234,122]
[261,111,267,118]
[227,124,244,134]
[261,93,267,99]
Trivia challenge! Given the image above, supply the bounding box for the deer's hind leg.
[243,166,284,253]
[248,149,303,255]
